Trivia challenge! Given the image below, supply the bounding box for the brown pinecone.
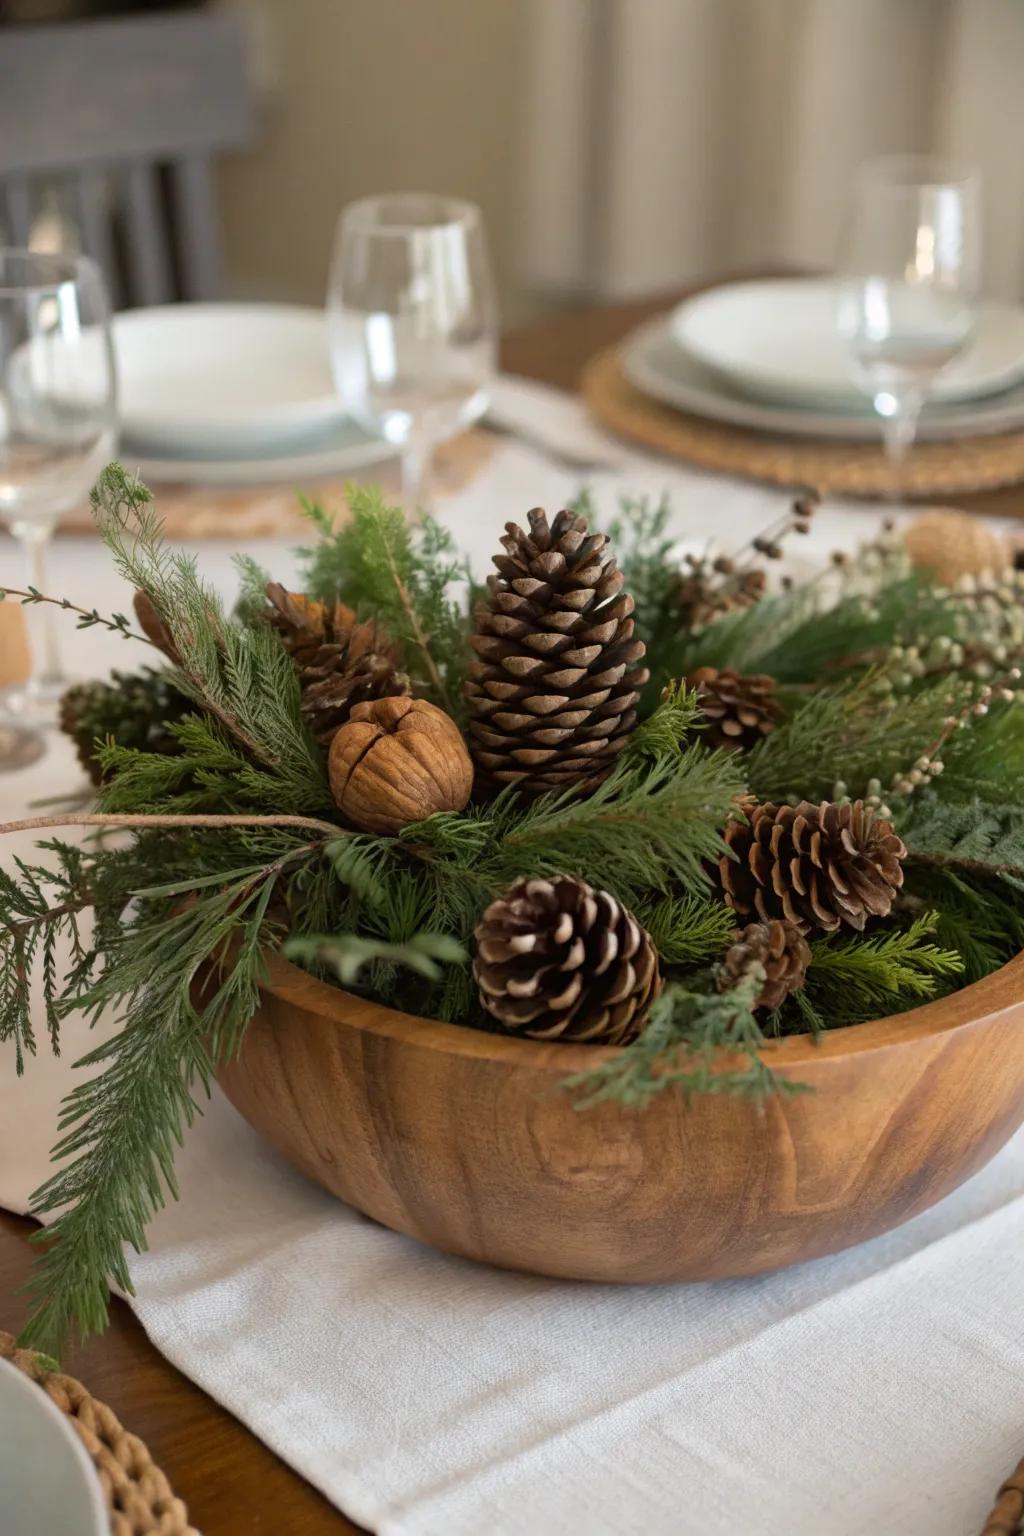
[720,798,907,934]
[133,589,180,663]
[677,561,766,631]
[686,667,780,751]
[464,508,649,796]
[474,875,662,1044]
[264,583,410,744]
[718,920,811,1011]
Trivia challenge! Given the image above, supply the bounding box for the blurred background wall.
[3,0,1024,319]
[227,0,1024,316]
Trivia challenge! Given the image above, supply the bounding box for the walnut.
[327,696,473,835]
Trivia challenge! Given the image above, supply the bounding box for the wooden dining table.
[1,282,1021,1536]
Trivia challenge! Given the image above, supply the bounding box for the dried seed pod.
[328,696,473,835]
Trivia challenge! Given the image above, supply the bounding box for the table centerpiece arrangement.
[3,464,1024,1355]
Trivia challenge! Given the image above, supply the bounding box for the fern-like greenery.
[296,486,472,714]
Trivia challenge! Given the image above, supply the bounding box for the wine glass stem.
[879,391,924,506]
[12,517,62,691]
[401,431,433,518]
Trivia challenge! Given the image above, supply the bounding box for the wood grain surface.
[220,949,1024,1285]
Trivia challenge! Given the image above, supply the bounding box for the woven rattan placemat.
[581,343,1024,499]
[59,425,496,540]
[981,1455,1024,1536]
[0,1331,197,1536]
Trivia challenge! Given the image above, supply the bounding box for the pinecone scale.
[265,583,410,745]
[474,875,662,1044]
[59,668,191,784]
[465,509,649,795]
[687,667,780,751]
[720,799,907,934]
[718,919,811,1011]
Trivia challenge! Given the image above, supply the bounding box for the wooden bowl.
[217,950,1024,1283]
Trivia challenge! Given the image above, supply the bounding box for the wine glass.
[837,156,981,490]
[0,249,116,733]
[327,194,498,512]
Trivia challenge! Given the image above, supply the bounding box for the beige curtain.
[521,0,1024,301]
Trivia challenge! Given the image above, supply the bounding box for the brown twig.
[379,538,451,711]
[0,812,347,839]
[0,587,154,647]
[978,1449,1024,1536]
[908,850,1024,882]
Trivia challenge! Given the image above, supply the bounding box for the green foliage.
[14,828,331,1356]
[296,485,471,713]
[91,465,331,813]
[594,491,683,708]
[899,795,1024,873]
[634,893,736,970]
[746,675,971,804]
[285,930,466,987]
[794,916,963,1029]
[567,973,809,1110]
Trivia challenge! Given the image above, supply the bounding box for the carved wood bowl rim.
[258,944,1024,1070]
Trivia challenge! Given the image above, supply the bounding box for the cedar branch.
[0,812,347,839]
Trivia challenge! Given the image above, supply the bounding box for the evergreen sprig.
[791,915,964,1031]
[567,973,807,1110]
[297,486,471,712]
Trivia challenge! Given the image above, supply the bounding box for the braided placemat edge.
[0,1330,198,1536]
[979,1452,1024,1536]
[581,343,1024,500]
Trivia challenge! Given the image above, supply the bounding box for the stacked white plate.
[113,303,388,484]
[0,1356,108,1536]
[624,278,1024,442]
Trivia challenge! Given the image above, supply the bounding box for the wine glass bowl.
[0,249,116,730]
[327,193,497,511]
[837,156,981,471]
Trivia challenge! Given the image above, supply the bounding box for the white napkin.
[2,381,1023,1535]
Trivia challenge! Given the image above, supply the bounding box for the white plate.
[113,303,345,452]
[0,1356,108,1536]
[624,316,1024,442]
[670,280,1024,408]
[119,416,391,486]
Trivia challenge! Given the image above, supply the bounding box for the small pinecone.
[474,875,662,1045]
[133,589,180,663]
[720,798,907,934]
[464,508,649,796]
[264,583,410,744]
[677,562,766,631]
[59,668,191,785]
[686,667,780,751]
[718,920,811,1011]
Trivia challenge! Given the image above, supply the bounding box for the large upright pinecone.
[720,799,906,933]
[464,508,649,795]
[718,920,811,1011]
[474,875,662,1044]
[59,668,191,785]
[265,583,410,745]
[687,667,780,751]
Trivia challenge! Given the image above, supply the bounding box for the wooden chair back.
[0,10,252,305]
